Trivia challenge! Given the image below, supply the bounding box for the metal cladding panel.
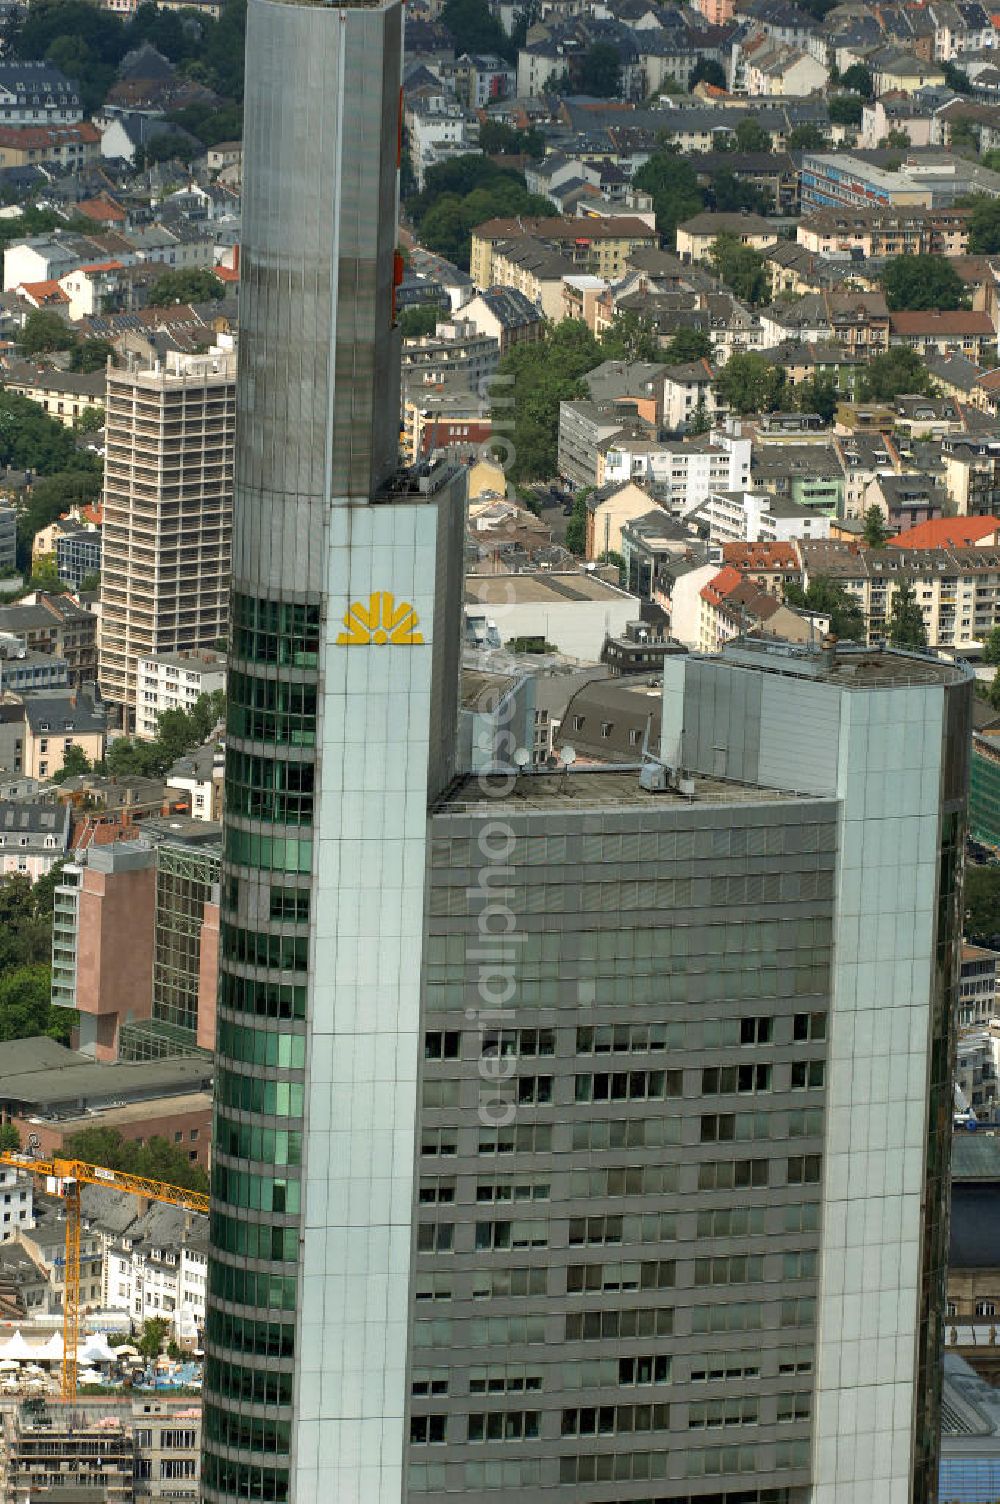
[235,0,402,598]
[757,675,842,797]
[679,658,763,785]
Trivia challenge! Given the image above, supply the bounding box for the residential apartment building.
[697,487,832,546]
[958,943,1000,1028]
[400,320,499,404]
[4,361,106,425]
[136,648,226,741]
[55,521,101,589]
[799,539,1000,648]
[490,238,575,320]
[3,1395,202,1503]
[99,345,235,725]
[797,205,971,257]
[0,800,70,878]
[0,60,81,124]
[889,309,997,362]
[470,215,658,289]
[801,150,1000,213]
[601,429,752,513]
[0,592,97,686]
[21,685,106,780]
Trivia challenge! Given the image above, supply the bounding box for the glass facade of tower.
[202,593,317,1501]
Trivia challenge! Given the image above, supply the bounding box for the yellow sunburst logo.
[336,591,424,646]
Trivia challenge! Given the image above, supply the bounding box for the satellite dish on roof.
[560,746,577,766]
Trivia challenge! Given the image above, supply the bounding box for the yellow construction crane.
[0,1151,209,1400]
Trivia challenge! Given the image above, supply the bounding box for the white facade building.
[136,650,226,741]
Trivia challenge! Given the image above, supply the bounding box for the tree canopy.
[859,346,934,401]
[21,309,76,355]
[714,352,786,415]
[632,148,705,244]
[148,267,224,306]
[399,305,440,339]
[787,123,826,151]
[663,328,712,363]
[8,0,248,108]
[709,234,768,306]
[62,1125,209,1193]
[839,63,874,97]
[784,576,866,640]
[880,253,968,311]
[795,373,838,424]
[968,195,1000,255]
[691,57,726,90]
[863,505,888,548]
[599,311,664,362]
[440,0,515,62]
[829,94,863,126]
[579,42,622,97]
[105,691,225,780]
[496,320,602,481]
[730,117,770,153]
[965,864,1000,943]
[409,157,552,270]
[887,579,928,648]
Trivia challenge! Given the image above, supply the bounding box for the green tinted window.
[231,593,320,668]
[225,750,315,826]
[215,1111,303,1165]
[202,1454,289,1503]
[217,1021,306,1069]
[214,1164,302,1216]
[216,1067,304,1117]
[228,670,317,746]
[218,972,307,1021]
[211,1210,299,1261]
[208,1260,297,1309]
[221,924,308,972]
[205,1355,293,1407]
[224,826,313,873]
[205,1307,295,1359]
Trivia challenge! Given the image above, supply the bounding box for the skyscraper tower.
[201,0,464,1499]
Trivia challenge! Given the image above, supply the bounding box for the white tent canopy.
[0,1332,33,1360]
[79,1334,115,1364]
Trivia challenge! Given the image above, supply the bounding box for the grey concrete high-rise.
[406,640,969,1504]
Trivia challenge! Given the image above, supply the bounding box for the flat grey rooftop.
[437,767,812,814]
[716,640,971,689]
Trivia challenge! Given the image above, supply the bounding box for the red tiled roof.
[73,261,124,275]
[889,310,995,335]
[214,264,239,283]
[18,280,70,306]
[889,516,1000,548]
[700,564,744,605]
[76,196,126,225]
[0,122,100,149]
[722,541,799,570]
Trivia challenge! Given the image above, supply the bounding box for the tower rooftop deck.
[437,767,821,815]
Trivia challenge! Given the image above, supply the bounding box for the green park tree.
[784,576,866,640]
[21,309,76,355]
[495,320,602,481]
[829,94,863,126]
[709,234,768,305]
[714,352,786,415]
[579,42,621,97]
[632,148,705,243]
[880,253,968,311]
[663,328,712,363]
[862,505,888,548]
[887,579,928,648]
[795,373,838,424]
[148,267,224,305]
[859,346,934,401]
